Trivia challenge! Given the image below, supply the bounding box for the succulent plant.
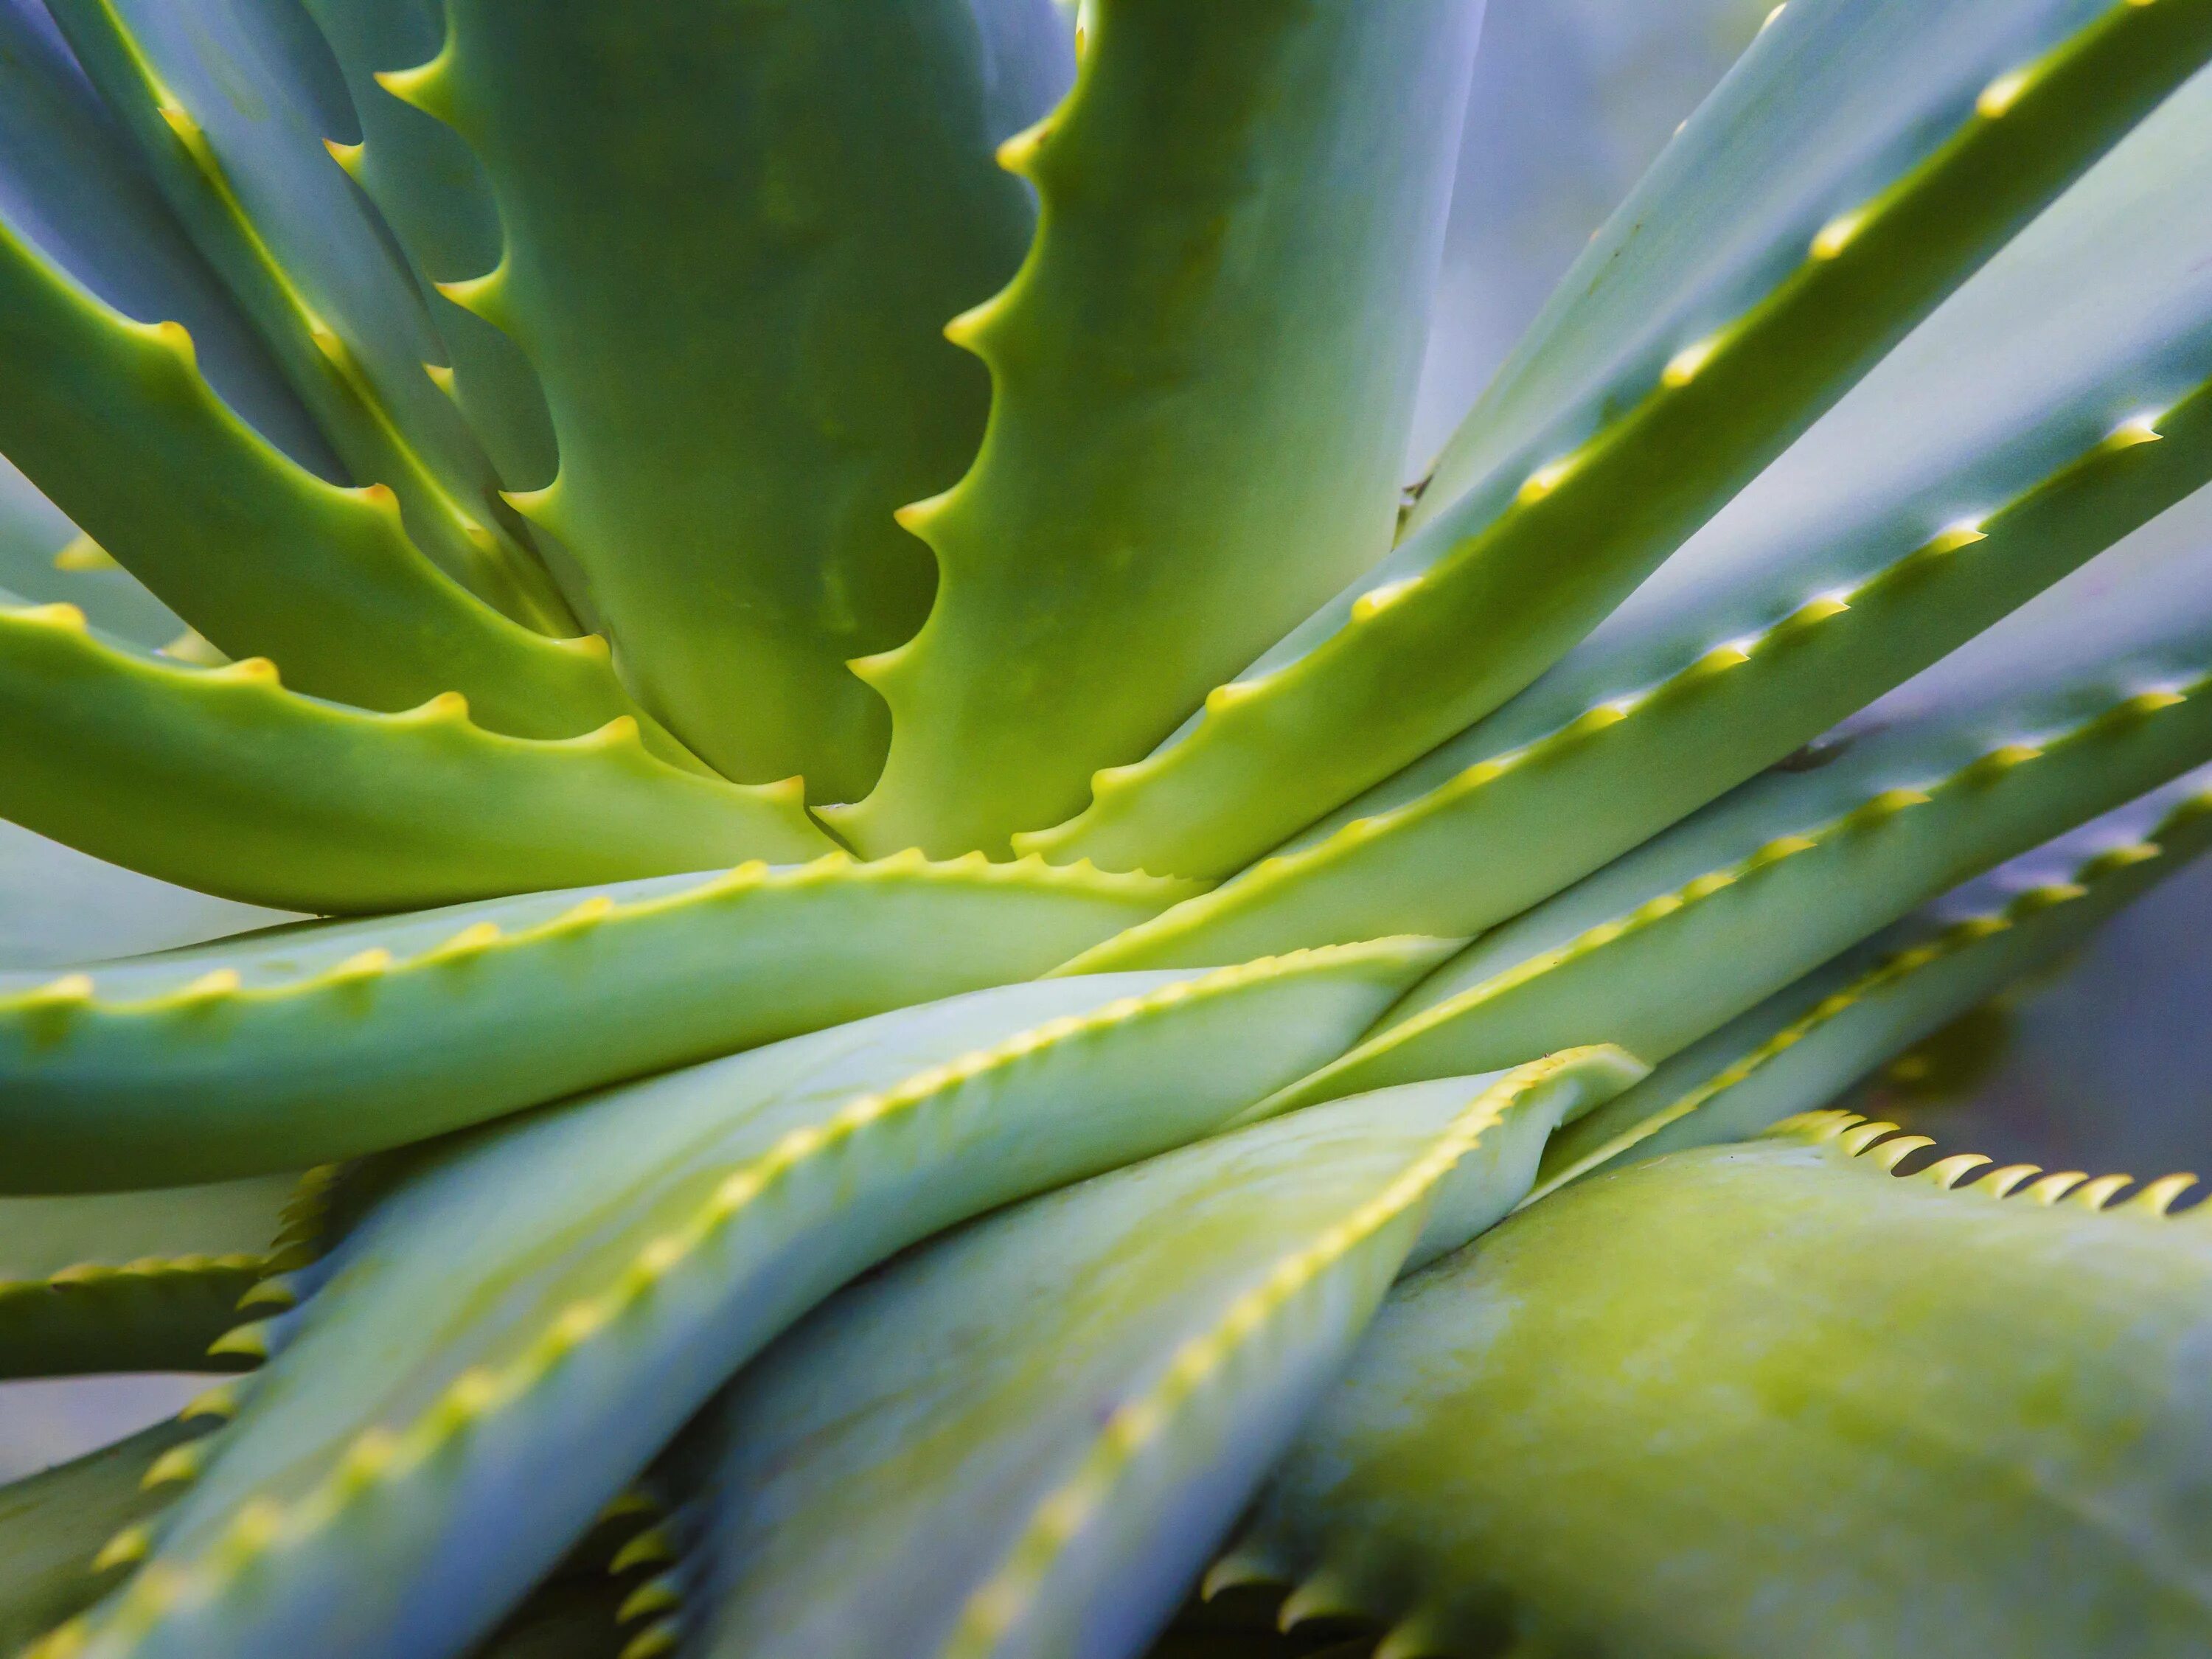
[5,0,2212,1655]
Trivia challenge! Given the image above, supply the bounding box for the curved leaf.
[0,852,1197,1191]
[1272,533,2212,1111]
[1534,765,2212,1197]
[52,939,1447,1659]
[42,0,572,631]
[0,0,333,475]
[0,220,678,748]
[1217,1116,2212,1658]
[693,1054,1641,1659]
[0,1419,210,1653]
[387,0,1043,801]
[832,0,1479,857]
[1079,73,2212,968]
[0,1178,291,1376]
[0,599,830,915]
[1026,0,2212,880]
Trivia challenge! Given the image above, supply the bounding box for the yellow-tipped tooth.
[1517,455,1576,504]
[1920,1152,1994,1189]
[609,1526,677,1575]
[423,361,457,394]
[140,1442,206,1489]
[2109,412,2165,448]
[15,602,89,632]
[330,947,394,983]
[181,1382,245,1422]
[618,1621,681,1659]
[52,534,117,573]
[24,972,95,1007]
[1867,1134,1935,1172]
[995,121,1051,175]
[1979,1164,2043,1198]
[178,968,243,1003]
[212,656,282,686]
[1351,577,1422,623]
[207,1321,272,1362]
[433,921,503,959]
[1810,207,1867,261]
[156,103,201,142]
[2025,1171,2090,1205]
[92,1525,153,1573]
[1662,335,1721,387]
[1976,67,2034,120]
[2067,1173,2135,1211]
[551,895,617,931]
[410,690,470,721]
[616,1576,682,1623]
[1836,1120,1902,1156]
[2129,1172,2198,1214]
[236,1277,298,1312]
[323,136,364,174]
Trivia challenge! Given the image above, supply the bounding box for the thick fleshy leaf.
[1533,765,2212,1197]
[0,0,333,475]
[293,0,560,495]
[1270,519,2212,1112]
[0,1178,291,1376]
[0,599,830,914]
[0,221,677,747]
[52,939,1447,1659]
[383,0,1043,801]
[832,0,1479,857]
[1216,1116,2212,1658]
[0,1419,212,1653]
[693,1054,1641,1659]
[1079,74,2212,970]
[1026,0,2212,880]
[0,852,1197,1191]
[41,0,572,631]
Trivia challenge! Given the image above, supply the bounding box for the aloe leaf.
[0,1419,212,1653]
[1078,73,2212,970]
[383,0,1041,803]
[0,853,1199,1191]
[831,0,1480,858]
[0,220,678,749]
[1217,1116,2212,1658]
[40,0,573,633]
[0,598,830,915]
[50,940,1447,1659]
[1269,534,2212,1111]
[0,1178,291,1376]
[288,0,557,495]
[1533,766,2212,1199]
[0,0,333,479]
[691,1053,1641,1659]
[1026,0,2212,880]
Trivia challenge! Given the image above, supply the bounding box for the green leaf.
[42,0,574,633]
[1075,69,2212,969]
[0,598,831,915]
[831,0,1479,857]
[0,0,335,475]
[289,0,558,494]
[1270,547,2212,1111]
[1217,1114,2212,1658]
[389,0,1042,801]
[693,1054,1641,1659]
[1534,766,2212,1199]
[58,939,1448,1659]
[0,1177,291,1376]
[0,852,1199,1191]
[0,1419,212,1654]
[1024,0,2212,880]
[0,221,675,750]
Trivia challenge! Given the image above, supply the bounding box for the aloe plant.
[6,0,2212,1654]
